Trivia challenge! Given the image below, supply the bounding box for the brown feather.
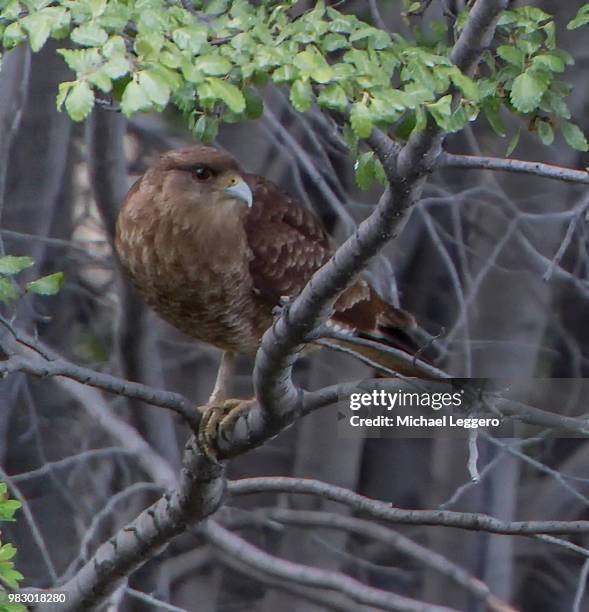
[115,145,431,378]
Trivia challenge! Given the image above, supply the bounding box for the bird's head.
[146,146,253,213]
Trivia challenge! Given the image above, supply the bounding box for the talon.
[197,398,256,462]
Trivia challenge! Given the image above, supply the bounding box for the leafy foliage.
[0,484,24,608]
[26,272,65,296]
[0,0,587,189]
[0,255,64,304]
[568,5,589,30]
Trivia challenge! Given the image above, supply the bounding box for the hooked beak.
[224,177,253,208]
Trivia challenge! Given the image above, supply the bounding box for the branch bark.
[37,438,224,612]
[440,152,589,185]
[229,477,589,536]
[202,520,457,612]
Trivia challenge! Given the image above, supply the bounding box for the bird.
[115,145,434,435]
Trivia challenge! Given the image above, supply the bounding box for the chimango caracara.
[115,146,428,405]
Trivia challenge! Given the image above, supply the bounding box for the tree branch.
[440,152,589,185]
[0,322,197,429]
[37,438,225,612]
[247,0,508,439]
[256,508,516,612]
[201,520,457,612]
[229,477,589,536]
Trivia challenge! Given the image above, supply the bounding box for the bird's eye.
[193,165,213,180]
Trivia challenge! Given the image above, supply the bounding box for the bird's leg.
[208,351,235,404]
[198,351,255,461]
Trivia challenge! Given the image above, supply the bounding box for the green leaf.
[369,98,402,124]
[21,12,52,52]
[0,256,34,275]
[0,545,16,562]
[350,102,372,138]
[103,56,131,79]
[103,35,126,58]
[561,121,589,151]
[540,89,571,119]
[426,94,452,128]
[327,8,356,33]
[294,49,333,83]
[482,98,506,137]
[568,5,589,29]
[26,272,64,295]
[87,68,112,93]
[172,26,208,54]
[195,55,233,76]
[65,81,94,121]
[536,119,554,145]
[56,81,73,111]
[354,151,379,191]
[3,22,26,49]
[0,0,21,20]
[532,53,565,73]
[497,45,524,67]
[322,33,349,52]
[192,115,219,143]
[317,83,348,112]
[90,0,107,17]
[205,0,229,15]
[272,65,298,84]
[506,129,520,157]
[510,71,549,113]
[57,48,101,74]
[70,24,108,47]
[349,26,390,49]
[121,80,151,116]
[450,71,480,101]
[138,70,171,107]
[243,87,263,119]
[290,79,313,112]
[0,278,18,304]
[0,499,21,521]
[205,77,245,113]
[0,563,24,590]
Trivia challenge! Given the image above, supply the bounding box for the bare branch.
[211,548,373,611]
[368,0,387,31]
[10,447,136,483]
[254,508,516,611]
[0,347,197,428]
[127,588,188,612]
[45,438,225,612]
[573,558,589,612]
[53,377,179,489]
[440,152,589,185]
[229,477,589,535]
[202,520,458,612]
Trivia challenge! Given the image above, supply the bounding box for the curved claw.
[198,398,256,462]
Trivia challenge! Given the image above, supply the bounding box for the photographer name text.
[349,414,500,429]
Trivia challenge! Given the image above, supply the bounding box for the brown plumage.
[115,145,427,386]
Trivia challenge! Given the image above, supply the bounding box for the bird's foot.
[197,398,256,462]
